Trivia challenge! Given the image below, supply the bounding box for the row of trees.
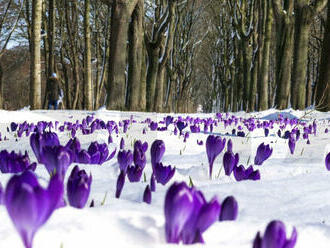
[0,0,329,112]
[199,0,330,112]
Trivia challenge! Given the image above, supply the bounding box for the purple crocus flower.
[165,182,196,243]
[150,140,165,168]
[143,185,152,204]
[127,164,143,182]
[65,137,81,162]
[176,121,187,134]
[115,170,126,198]
[117,150,133,172]
[5,171,63,248]
[165,116,174,127]
[253,220,297,248]
[11,122,18,132]
[149,121,158,131]
[154,162,176,185]
[288,138,296,155]
[133,140,147,169]
[87,142,116,164]
[0,150,36,174]
[206,135,226,179]
[325,153,330,171]
[223,151,239,176]
[41,146,73,179]
[67,165,92,209]
[254,143,273,165]
[237,131,245,137]
[233,165,260,181]
[30,132,60,163]
[164,182,221,244]
[219,196,238,221]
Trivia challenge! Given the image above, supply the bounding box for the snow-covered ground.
[0,108,329,248]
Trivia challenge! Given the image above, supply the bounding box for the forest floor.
[0,108,329,248]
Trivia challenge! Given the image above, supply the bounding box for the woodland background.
[0,0,329,112]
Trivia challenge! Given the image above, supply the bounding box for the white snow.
[0,109,329,248]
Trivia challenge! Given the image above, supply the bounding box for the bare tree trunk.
[84,0,93,110]
[48,0,55,75]
[146,47,159,111]
[315,1,330,111]
[291,0,327,110]
[0,62,3,108]
[30,0,42,110]
[139,43,147,111]
[273,0,295,109]
[291,5,310,109]
[107,2,129,110]
[127,0,143,111]
[259,0,273,111]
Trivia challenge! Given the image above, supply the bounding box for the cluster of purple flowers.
[165,182,238,244]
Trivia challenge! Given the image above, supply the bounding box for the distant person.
[46,73,62,110]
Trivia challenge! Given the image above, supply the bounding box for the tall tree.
[258,0,273,110]
[30,0,42,109]
[272,0,295,109]
[0,0,23,108]
[84,0,93,110]
[291,0,327,109]
[315,1,330,111]
[127,0,144,111]
[101,0,139,110]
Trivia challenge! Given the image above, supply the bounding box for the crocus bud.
[254,143,273,165]
[67,165,92,209]
[150,140,165,167]
[227,139,233,152]
[325,153,330,171]
[264,128,269,137]
[115,170,126,198]
[120,138,125,150]
[219,196,238,221]
[206,135,226,179]
[117,150,133,172]
[223,152,239,176]
[133,141,147,169]
[5,171,63,248]
[143,185,152,204]
[253,220,297,248]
